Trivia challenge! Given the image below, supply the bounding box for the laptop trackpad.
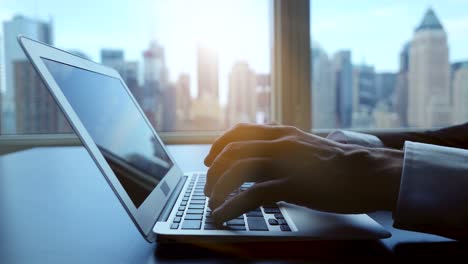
[279,202,390,239]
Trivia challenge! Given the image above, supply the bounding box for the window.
[311,1,468,131]
[0,0,272,136]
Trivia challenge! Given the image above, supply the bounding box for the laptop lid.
[18,36,185,242]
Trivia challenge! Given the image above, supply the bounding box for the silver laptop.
[18,36,390,243]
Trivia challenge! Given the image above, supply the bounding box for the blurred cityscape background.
[1,1,468,134]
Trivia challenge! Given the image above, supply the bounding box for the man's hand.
[204,123,403,224]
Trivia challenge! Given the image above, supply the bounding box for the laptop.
[18,36,390,243]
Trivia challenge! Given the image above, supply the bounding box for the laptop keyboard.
[170,173,291,232]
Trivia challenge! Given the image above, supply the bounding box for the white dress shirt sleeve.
[393,141,468,239]
[327,130,384,148]
[326,130,468,239]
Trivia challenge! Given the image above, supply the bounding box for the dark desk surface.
[0,145,459,263]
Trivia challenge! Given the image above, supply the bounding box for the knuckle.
[281,125,299,135]
[233,122,248,131]
[224,141,240,152]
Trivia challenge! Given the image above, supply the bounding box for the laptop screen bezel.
[18,36,184,242]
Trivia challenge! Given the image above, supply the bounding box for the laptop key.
[184,214,202,220]
[247,217,268,231]
[190,200,205,204]
[181,201,187,206]
[176,211,183,217]
[182,220,201,230]
[171,223,179,229]
[227,219,245,226]
[280,224,291,231]
[174,217,182,223]
[264,208,280,214]
[274,213,284,219]
[246,211,263,217]
[228,225,246,231]
[186,209,204,214]
[179,206,186,211]
[188,204,204,210]
[204,223,222,230]
[268,219,279,225]
[278,219,287,225]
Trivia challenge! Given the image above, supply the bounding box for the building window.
[311,2,468,130]
[0,0,272,135]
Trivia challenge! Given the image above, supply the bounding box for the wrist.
[374,148,404,211]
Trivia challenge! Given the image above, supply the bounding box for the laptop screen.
[42,58,173,208]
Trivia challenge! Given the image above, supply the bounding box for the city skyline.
[2,1,468,104]
[1,3,468,133]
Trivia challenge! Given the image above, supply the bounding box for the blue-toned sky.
[311,0,468,71]
[2,0,468,102]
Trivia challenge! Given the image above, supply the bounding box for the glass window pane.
[311,1,468,130]
[0,0,272,134]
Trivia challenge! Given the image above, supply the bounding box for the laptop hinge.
[157,175,187,222]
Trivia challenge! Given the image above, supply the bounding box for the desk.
[0,145,461,263]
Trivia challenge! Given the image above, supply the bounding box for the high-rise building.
[353,64,376,112]
[190,44,222,130]
[2,15,53,133]
[453,62,468,124]
[352,64,376,128]
[0,34,3,133]
[395,42,410,127]
[375,72,397,104]
[197,45,219,101]
[312,46,336,129]
[142,41,169,130]
[174,73,192,130]
[256,74,271,124]
[14,60,71,133]
[123,61,142,102]
[333,50,353,128]
[226,61,256,128]
[162,83,176,132]
[100,49,142,108]
[100,49,125,77]
[408,8,451,127]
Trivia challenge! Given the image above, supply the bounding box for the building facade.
[408,8,451,127]
[14,60,71,133]
[312,46,336,129]
[333,50,353,128]
[226,61,256,128]
[3,15,53,133]
[453,62,468,124]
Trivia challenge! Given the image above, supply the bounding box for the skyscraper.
[408,8,451,127]
[142,41,168,130]
[100,49,125,77]
[375,72,397,104]
[190,44,222,130]
[256,74,271,124]
[174,73,192,130]
[333,50,353,128]
[226,61,256,128]
[453,62,468,124]
[395,42,410,127]
[2,15,53,133]
[312,46,336,128]
[100,48,141,108]
[14,60,70,133]
[353,64,376,112]
[197,45,219,101]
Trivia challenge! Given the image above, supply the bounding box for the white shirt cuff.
[327,130,384,148]
[394,141,468,238]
